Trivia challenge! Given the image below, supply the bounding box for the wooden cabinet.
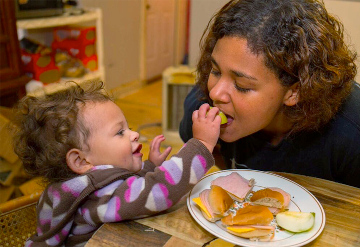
[0,0,30,107]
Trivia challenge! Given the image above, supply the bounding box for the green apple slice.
[276,211,315,233]
[209,107,228,124]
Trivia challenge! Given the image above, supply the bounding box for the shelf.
[17,7,105,97]
[16,9,101,29]
[27,68,104,97]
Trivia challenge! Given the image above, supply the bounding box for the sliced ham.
[211,172,255,201]
[199,189,215,217]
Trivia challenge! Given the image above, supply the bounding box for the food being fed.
[276,211,315,233]
[218,111,228,124]
[221,205,275,241]
[211,172,255,201]
[250,187,291,210]
[193,185,234,222]
[209,106,228,124]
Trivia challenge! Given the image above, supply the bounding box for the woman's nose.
[209,79,230,104]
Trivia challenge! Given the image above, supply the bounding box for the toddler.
[13,80,221,246]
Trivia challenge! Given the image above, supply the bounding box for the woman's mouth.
[220,113,233,128]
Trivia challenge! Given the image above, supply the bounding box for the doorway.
[141,0,188,83]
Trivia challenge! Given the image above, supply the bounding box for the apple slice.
[276,211,315,233]
[209,107,228,124]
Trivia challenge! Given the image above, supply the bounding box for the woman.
[179,0,360,187]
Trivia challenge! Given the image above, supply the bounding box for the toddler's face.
[81,101,143,172]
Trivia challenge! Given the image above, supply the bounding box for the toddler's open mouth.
[133,144,143,155]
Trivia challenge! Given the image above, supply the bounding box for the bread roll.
[250,188,285,209]
[193,185,234,222]
[208,185,234,215]
[221,205,273,226]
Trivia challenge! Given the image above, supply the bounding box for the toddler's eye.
[117,130,125,136]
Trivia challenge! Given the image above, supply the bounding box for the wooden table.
[86,172,360,247]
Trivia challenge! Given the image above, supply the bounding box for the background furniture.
[0,202,37,247]
[16,7,104,97]
[0,0,30,107]
[162,66,195,142]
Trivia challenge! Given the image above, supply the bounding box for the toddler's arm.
[83,138,214,224]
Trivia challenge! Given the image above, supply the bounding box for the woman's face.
[208,37,295,143]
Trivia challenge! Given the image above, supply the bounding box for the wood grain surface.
[86,172,360,247]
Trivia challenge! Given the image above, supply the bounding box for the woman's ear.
[66,148,93,174]
[283,83,300,106]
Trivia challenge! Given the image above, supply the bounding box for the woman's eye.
[210,68,221,77]
[234,83,251,93]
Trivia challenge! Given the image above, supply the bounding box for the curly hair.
[197,0,357,134]
[12,80,112,183]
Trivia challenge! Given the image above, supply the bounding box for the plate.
[187,169,326,247]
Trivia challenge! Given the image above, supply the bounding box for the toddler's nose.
[131,130,140,141]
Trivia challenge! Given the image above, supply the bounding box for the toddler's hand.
[192,103,221,152]
[148,135,172,166]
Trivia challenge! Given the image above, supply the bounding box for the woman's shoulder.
[336,83,360,131]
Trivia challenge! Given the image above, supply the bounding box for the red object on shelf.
[21,50,60,83]
[52,26,97,59]
[52,40,96,60]
[53,26,96,45]
[81,54,98,71]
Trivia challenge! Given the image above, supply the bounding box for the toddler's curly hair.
[13,80,112,183]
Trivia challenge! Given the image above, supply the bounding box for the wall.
[188,0,228,68]
[79,0,142,90]
[323,0,360,83]
[189,0,360,82]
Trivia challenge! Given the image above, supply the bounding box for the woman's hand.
[148,135,172,166]
[192,103,221,153]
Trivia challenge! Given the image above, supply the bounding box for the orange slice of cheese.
[192,197,212,219]
[227,226,256,233]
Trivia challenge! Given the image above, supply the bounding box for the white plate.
[187,169,326,247]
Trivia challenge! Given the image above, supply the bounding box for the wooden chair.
[0,194,40,247]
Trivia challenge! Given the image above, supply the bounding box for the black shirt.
[179,83,360,188]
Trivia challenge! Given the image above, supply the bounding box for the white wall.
[189,0,360,82]
[79,0,142,90]
[188,0,228,68]
[323,0,360,82]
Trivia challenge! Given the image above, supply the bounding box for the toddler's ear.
[66,148,93,174]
